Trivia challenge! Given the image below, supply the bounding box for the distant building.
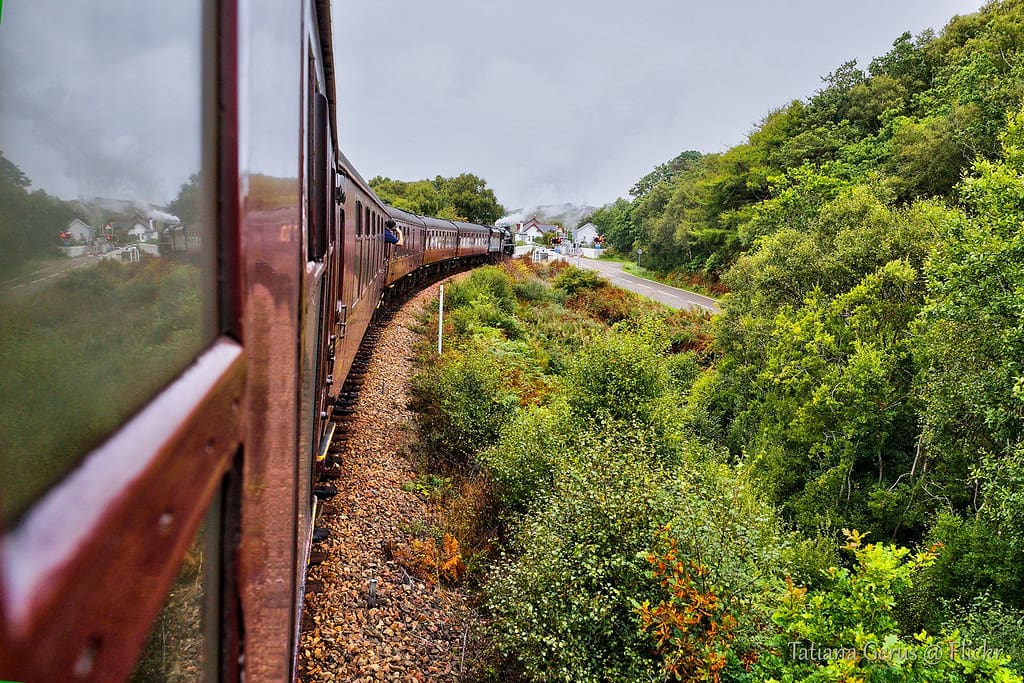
[573,222,599,247]
[515,217,560,244]
[127,218,159,242]
[66,218,95,242]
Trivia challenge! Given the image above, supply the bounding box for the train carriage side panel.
[453,220,491,259]
[421,215,459,266]
[384,205,426,286]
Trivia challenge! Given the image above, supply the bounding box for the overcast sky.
[333,0,987,212]
[0,2,988,213]
[0,1,203,206]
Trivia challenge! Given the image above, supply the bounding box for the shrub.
[485,435,789,683]
[638,464,789,682]
[564,320,671,426]
[752,531,1023,682]
[553,265,606,295]
[664,351,701,395]
[480,403,567,517]
[940,592,1024,674]
[564,284,642,325]
[484,435,685,682]
[410,352,519,468]
[513,277,554,302]
[445,266,516,315]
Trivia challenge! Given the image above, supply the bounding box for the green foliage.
[369,173,505,223]
[552,265,605,295]
[590,198,638,253]
[638,465,790,681]
[744,261,925,535]
[584,0,1024,278]
[563,320,672,428]
[941,592,1024,674]
[0,150,74,270]
[403,21,1024,659]
[410,351,519,468]
[401,473,453,502]
[512,277,556,303]
[904,511,1024,641]
[630,150,703,199]
[369,177,445,216]
[480,404,567,517]
[485,435,676,682]
[433,173,505,224]
[485,423,792,683]
[753,532,1022,682]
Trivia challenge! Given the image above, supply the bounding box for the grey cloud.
[334,0,986,209]
[0,1,203,204]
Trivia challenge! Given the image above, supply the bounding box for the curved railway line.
[299,276,481,682]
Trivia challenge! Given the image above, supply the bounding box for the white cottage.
[573,222,599,247]
[128,219,159,243]
[515,218,560,245]
[66,218,94,242]
[515,223,544,244]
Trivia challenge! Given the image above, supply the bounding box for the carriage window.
[131,522,208,679]
[0,1,214,522]
[307,89,328,262]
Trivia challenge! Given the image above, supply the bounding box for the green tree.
[629,150,702,199]
[369,176,445,216]
[433,173,504,224]
[168,173,202,225]
[589,198,636,252]
[0,151,73,270]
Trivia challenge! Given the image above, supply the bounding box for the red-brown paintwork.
[0,340,244,683]
[0,0,506,679]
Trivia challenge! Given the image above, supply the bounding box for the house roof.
[522,218,560,233]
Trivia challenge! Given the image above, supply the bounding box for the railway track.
[299,273,481,682]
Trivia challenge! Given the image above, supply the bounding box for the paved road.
[571,256,720,313]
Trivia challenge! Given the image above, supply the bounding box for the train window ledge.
[0,338,244,680]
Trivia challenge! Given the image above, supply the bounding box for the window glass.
[130,523,207,681]
[0,1,213,522]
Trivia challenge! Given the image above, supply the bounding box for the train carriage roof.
[450,220,493,234]
[384,205,427,227]
[419,216,459,231]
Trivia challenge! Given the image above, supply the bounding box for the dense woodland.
[405,1,1024,680]
[369,173,505,225]
[0,151,74,272]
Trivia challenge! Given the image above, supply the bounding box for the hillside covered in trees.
[592,0,1024,565]
[403,2,1023,680]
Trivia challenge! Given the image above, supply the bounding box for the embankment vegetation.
[403,259,1020,681]
[403,2,1024,678]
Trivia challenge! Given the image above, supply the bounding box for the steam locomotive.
[0,1,511,680]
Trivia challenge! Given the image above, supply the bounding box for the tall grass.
[0,258,205,521]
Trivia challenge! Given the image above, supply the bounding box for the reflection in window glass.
[0,2,213,522]
[130,523,207,682]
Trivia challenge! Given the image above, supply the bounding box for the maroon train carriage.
[452,220,492,260]
[383,205,427,285]
[419,215,459,266]
[0,1,511,682]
